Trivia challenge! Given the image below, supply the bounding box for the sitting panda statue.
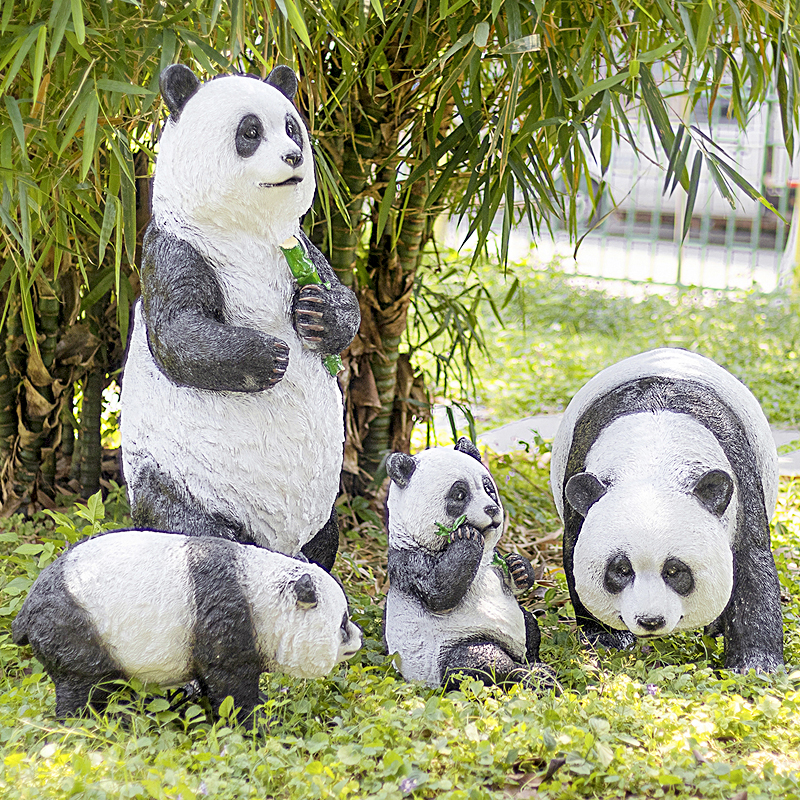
[120,64,360,570]
[550,348,783,672]
[384,438,548,689]
[13,530,362,725]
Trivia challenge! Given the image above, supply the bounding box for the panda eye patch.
[661,557,695,596]
[340,611,349,636]
[235,114,263,158]
[604,553,634,595]
[483,476,498,503]
[446,480,471,517]
[285,115,303,149]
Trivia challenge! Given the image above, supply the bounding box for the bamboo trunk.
[79,369,104,498]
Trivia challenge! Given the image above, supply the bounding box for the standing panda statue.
[120,64,360,570]
[550,348,783,672]
[13,530,362,725]
[384,438,548,689]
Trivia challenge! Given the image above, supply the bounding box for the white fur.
[120,74,344,555]
[64,532,195,685]
[384,448,527,687]
[550,348,778,520]
[572,413,735,634]
[64,531,360,685]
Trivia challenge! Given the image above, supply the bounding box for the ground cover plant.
[464,259,800,430]
[1,272,800,798]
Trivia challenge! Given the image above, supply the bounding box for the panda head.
[152,64,315,243]
[566,469,735,636]
[385,438,504,552]
[273,568,362,679]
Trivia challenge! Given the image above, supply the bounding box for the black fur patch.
[560,374,783,670]
[186,538,262,724]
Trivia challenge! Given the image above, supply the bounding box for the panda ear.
[266,65,299,100]
[387,453,416,489]
[293,573,318,610]
[160,64,200,117]
[565,472,607,517]
[454,437,482,462]
[693,469,734,517]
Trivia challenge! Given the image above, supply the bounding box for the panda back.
[550,348,778,521]
[64,531,195,685]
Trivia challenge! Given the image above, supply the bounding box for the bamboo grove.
[1,0,798,508]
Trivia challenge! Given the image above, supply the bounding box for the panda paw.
[293,285,334,352]
[263,339,290,387]
[505,553,536,592]
[451,524,484,547]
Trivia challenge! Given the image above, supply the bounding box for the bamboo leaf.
[31,23,47,104]
[80,269,115,313]
[682,151,703,241]
[0,25,40,96]
[3,96,27,167]
[638,64,675,155]
[696,0,715,62]
[568,69,630,102]
[376,169,397,242]
[79,94,98,181]
[473,22,490,49]
[494,34,541,55]
[96,79,157,96]
[98,193,118,265]
[70,0,85,45]
[663,125,685,195]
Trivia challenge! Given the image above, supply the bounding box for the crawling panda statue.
[120,64,360,570]
[550,348,783,672]
[384,438,548,689]
[12,530,362,725]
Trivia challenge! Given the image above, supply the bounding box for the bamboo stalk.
[79,369,104,498]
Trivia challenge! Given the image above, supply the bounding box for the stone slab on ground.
[479,414,800,477]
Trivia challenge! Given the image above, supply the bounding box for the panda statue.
[550,348,783,672]
[384,438,548,689]
[120,64,360,570]
[12,530,362,725]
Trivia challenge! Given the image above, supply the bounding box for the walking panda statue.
[384,438,548,689]
[12,530,362,725]
[120,64,360,570]
[550,348,783,672]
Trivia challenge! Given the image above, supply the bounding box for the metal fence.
[540,96,796,292]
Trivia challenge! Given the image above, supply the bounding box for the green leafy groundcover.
[469,264,800,429]
[1,469,799,799]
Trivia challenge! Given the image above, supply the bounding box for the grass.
[2,265,800,798]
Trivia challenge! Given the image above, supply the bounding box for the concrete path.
[479,413,800,476]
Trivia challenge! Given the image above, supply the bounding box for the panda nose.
[283,150,303,168]
[637,615,666,632]
[485,504,500,523]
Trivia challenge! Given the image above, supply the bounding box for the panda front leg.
[388,524,485,613]
[198,660,263,730]
[291,232,360,357]
[53,673,120,720]
[720,542,784,673]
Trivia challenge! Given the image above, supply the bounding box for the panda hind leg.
[53,674,120,720]
[440,641,548,691]
[130,462,249,542]
[300,506,339,572]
